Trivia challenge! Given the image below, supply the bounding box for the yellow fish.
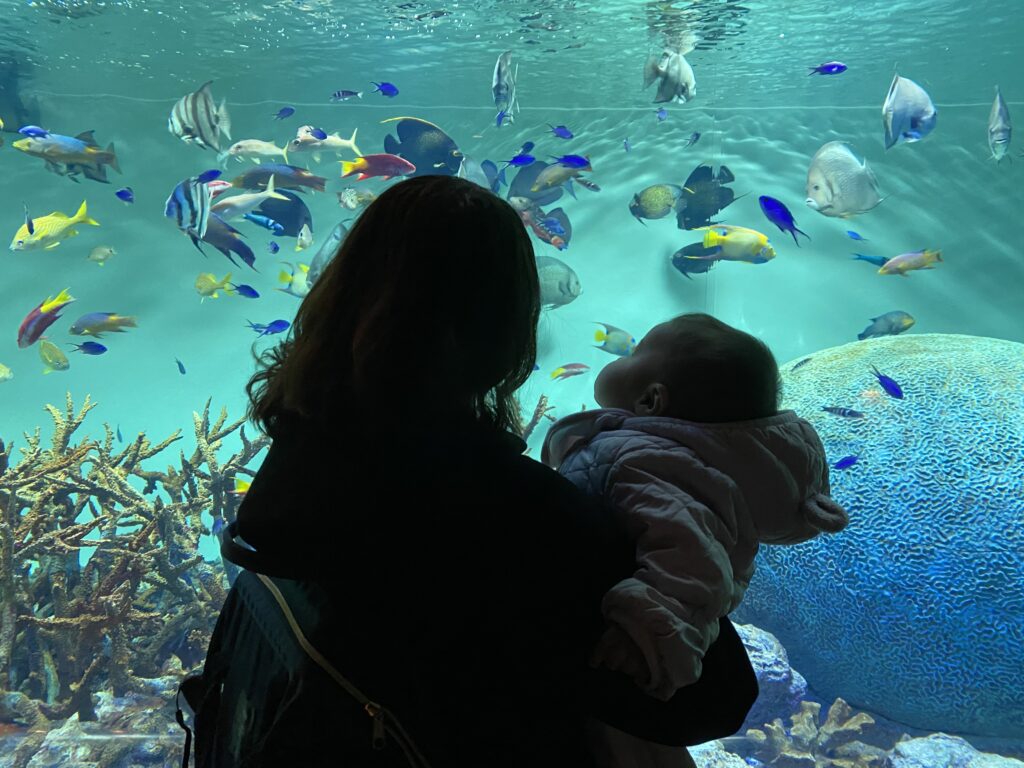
[697,225,776,264]
[10,200,99,251]
[39,340,69,374]
[195,272,233,300]
[878,249,942,277]
[278,262,310,298]
[0,362,12,383]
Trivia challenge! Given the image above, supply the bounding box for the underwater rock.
[886,734,1024,768]
[734,623,807,731]
[735,334,1024,739]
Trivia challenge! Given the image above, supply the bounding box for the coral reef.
[0,394,267,767]
[734,623,808,733]
[520,393,557,443]
[885,734,1024,768]
[735,334,1024,738]
[722,698,892,767]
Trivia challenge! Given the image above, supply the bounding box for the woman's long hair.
[246,175,540,438]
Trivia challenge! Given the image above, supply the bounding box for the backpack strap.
[253,572,433,768]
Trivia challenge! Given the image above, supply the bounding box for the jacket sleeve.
[600,444,741,700]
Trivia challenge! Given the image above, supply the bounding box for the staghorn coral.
[0,393,267,763]
[520,394,557,443]
[726,698,892,768]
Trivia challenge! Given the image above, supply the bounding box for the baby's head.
[594,313,781,423]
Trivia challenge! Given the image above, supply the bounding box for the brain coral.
[734,334,1024,740]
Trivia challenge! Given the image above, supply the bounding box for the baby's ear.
[634,383,670,416]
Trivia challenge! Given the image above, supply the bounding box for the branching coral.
[0,393,267,748]
[520,394,557,443]
[726,699,892,768]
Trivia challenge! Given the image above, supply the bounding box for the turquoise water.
[1,0,1022,762]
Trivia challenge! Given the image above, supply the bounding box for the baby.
[542,313,849,766]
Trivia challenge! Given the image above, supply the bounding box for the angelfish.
[492,50,519,126]
[882,73,937,149]
[987,85,1012,164]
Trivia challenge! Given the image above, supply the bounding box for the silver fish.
[492,51,518,124]
[457,156,492,189]
[644,49,696,104]
[168,81,232,152]
[988,85,1012,164]
[536,255,581,309]
[806,141,881,218]
[881,73,937,150]
[307,221,348,287]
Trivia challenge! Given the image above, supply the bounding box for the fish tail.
[104,143,121,174]
[278,269,292,283]
[340,158,365,178]
[594,330,607,343]
[932,250,943,262]
[74,200,100,227]
[265,176,288,201]
[348,127,361,157]
[550,368,564,380]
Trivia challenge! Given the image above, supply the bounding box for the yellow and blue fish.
[694,224,776,264]
[595,322,636,357]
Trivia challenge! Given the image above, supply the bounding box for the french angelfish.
[643,33,697,104]
[492,50,519,126]
[536,255,581,308]
[987,85,1012,164]
[881,73,937,150]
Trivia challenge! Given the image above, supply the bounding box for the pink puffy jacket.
[541,408,849,701]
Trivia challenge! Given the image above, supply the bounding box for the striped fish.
[168,81,232,151]
[164,172,215,248]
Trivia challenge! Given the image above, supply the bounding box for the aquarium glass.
[1,0,1021,764]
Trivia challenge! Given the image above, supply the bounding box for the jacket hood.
[542,408,848,545]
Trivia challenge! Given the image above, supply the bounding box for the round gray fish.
[882,73,937,150]
[805,141,881,218]
[857,310,915,340]
[536,256,581,309]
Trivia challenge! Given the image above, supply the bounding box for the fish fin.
[104,143,121,174]
[312,152,322,163]
[348,127,361,156]
[265,176,288,201]
[218,98,232,141]
[75,129,98,146]
[73,200,100,227]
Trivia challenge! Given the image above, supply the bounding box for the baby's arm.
[595,445,740,700]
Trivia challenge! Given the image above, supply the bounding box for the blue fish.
[69,341,107,355]
[504,153,535,168]
[870,365,904,399]
[176,358,186,375]
[244,213,285,236]
[809,61,847,75]
[851,253,888,267]
[847,230,867,241]
[115,187,134,204]
[683,132,700,147]
[196,168,222,184]
[539,216,566,236]
[758,196,809,246]
[791,357,812,370]
[211,516,227,537]
[373,81,399,97]
[520,141,535,153]
[833,455,859,470]
[548,124,573,139]
[18,125,49,138]
[274,107,295,120]
[231,283,260,299]
[623,136,632,152]
[247,319,290,337]
[268,241,280,254]
[550,154,589,169]
[822,406,864,418]
[495,110,509,127]
[310,127,328,140]
[655,108,668,122]
[116,424,123,443]
[480,159,502,193]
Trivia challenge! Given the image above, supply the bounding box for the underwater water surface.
[1,0,1022,764]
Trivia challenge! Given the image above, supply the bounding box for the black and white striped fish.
[168,81,232,151]
[164,170,219,249]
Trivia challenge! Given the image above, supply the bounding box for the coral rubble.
[0,394,267,767]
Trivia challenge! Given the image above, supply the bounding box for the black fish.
[676,164,737,230]
[202,214,256,270]
[381,117,462,177]
[254,190,312,238]
[671,242,717,279]
[508,161,563,207]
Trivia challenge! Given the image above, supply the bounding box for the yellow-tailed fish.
[697,224,776,264]
[39,340,69,374]
[278,262,311,298]
[0,362,12,383]
[878,249,942,277]
[10,200,99,251]
[195,272,233,300]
